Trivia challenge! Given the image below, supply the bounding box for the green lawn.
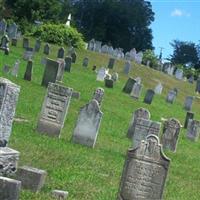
[0,37,200,200]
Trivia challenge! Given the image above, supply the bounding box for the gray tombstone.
[34,39,41,52]
[3,64,11,74]
[43,43,50,55]
[117,134,170,200]
[187,119,200,141]
[65,56,72,72]
[143,89,155,104]
[108,58,115,69]
[56,59,65,82]
[11,60,20,77]
[82,57,89,67]
[0,19,7,35]
[23,38,29,49]
[111,72,119,82]
[7,23,18,39]
[41,58,60,87]
[123,61,131,75]
[161,118,181,152]
[37,83,73,137]
[154,83,163,95]
[188,76,194,84]
[0,177,21,200]
[52,190,69,200]
[123,77,136,94]
[71,52,77,63]
[57,47,65,59]
[166,90,176,104]
[16,166,47,192]
[72,99,103,148]
[23,49,34,61]
[0,78,20,146]
[11,38,17,46]
[127,108,150,139]
[184,96,193,111]
[92,87,104,106]
[105,78,114,88]
[24,60,33,81]
[195,77,200,93]
[130,83,142,99]
[184,111,194,129]
[0,34,10,54]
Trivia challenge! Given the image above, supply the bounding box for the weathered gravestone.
[7,23,18,39]
[166,90,176,104]
[11,38,17,46]
[184,111,194,129]
[184,96,194,111]
[123,61,131,75]
[82,57,89,67]
[0,78,20,146]
[11,60,20,77]
[34,39,41,52]
[23,48,34,61]
[23,37,29,49]
[154,83,163,94]
[52,190,69,200]
[127,108,150,139]
[161,118,181,152]
[175,68,183,80]
[111,72,119,82]
[57,47,65,59]
[92,87,104,106]
[43,43,50,55]
[105,78,114,88]
[24,60,33,81]
[0,176,21,200]
[0,34,9,55]
[64,56,72,72]
[16,166,47,192]
[117,134,170,200]
[71,52,77,63]
[187,119,200,141]
[96,67,109,81]
[123,77,136,94]
[195,77,200,93]
[188,76,194,84]
[37,83,73,137]
[56,59,65,82]
[2,64,11,74]
[143,89,155,104]
[130,82,142,99]
[72,99,103,148]
[108,58,115,69]
[0,19,7,35]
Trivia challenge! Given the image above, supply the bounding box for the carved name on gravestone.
[83,57,89,67]
[7,23,18,39]
[57,47,65,59]
[23,38,29,49]
[65,56,72,72]
[43,43,50,55]
[184,96,193,111]
[132,118,161,148]
[108,58,115,69]
[0,78,20,146]
[166,90,176,104]
[24,60,33,81]
[127,108,150,139]
[187,119,200,141]
[123,77,136,94]
[117,134,170,200]
[130,82,142,99]
[37,83,73,137]
[143,89,155,105]
[11,60,20,77]
[161,118,181,152]
[72,99,103,148]
[184,111,194,129]
[92,87,104,106]
[0,19,7,35]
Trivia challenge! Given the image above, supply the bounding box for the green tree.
[143,49,159,69]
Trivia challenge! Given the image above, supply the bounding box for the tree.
[143,49,159,69]
[73,0,154,51]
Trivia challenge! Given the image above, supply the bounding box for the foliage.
[142,49,159,69]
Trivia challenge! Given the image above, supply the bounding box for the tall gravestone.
[123,77,136,94]
[37,83,73,137]
[166,90,176,104]
[184,111,194,129]
[127,108,150,139]
[34,39,41,52]
[7,23,18,39]
[0,78,20,146]
[24,60,33,81]
[117,134,170,200]
[161,118,181,152]
[56,59,65,82]
[92,87,104,106]
[43,43,50,55]
[108,58,115,69]
[23,38,29,49]
[187,119,200,141]
[184,96,193,111]
[0,19,7,35]
[72,99,103,148]
[11,60,20,77]
[57,47,65,59]
[123,61,131,75]
[65,56,72,72]
[130,82,142,99]
[143,89,155,104]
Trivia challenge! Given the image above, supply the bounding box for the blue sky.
[149,0,200,59]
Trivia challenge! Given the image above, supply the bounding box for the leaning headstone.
[2,64,11,74]
[123,77,136,94]
[24,60,33,81]
[72,99,103,148]
[143,89,155,104]
[34,39,41,52]
[11,60,20,77]
[123,61,131,75]
[154,83,163,94]
[117,134,170,200]
[187,119,200,141]
[166,90,176,104]
[37,83,73,137]
[7,23,18,39]
[71,52,77,63]
[11,38,17,46]
[184,96,193,111]
[92,87,104,106]
[0,176,21,200]
[127,108,150,139]
[23,37,29,49]
[0,19,7,35]
[105,78,114,88]
[161,118,181,152]
[16,166,47,192]
[130,82,142,99]
[64,56,72,72]
[108,58,115,69]
[57,47,65,59]
[82,57,89,67]
[0,78,20,146]
[184,111,194,129]
[52,190,69,200]
[111,72,119,82]
[43,43,50,55]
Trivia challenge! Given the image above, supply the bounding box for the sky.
[149,0,200,60]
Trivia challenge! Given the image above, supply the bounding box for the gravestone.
[187,119,200,141]
[23,38,29,49]
[7,23,18,39]
[82,57,89,67]
[11,60,20,77]
[117,134,170,200]
[3,65,11,74]
[37,83,73,137]
[92,87,104,106]
[72,91,80,100]
[184,111,194,129]
[123,61,131,75]
[34,39,41,52]
[184,96,193,111]
[161,118,181,152]
[52,190,69,200]
[188,76,194,84]
[43,43,50,55]
[143,89,155,104]
[0,78,20,146]
[105,78,114,88]
[154,83,163,94]
[108,58,115,69]
[11,38,17,47]
[130,83,142,99]
[65,56,72,72]
[16,166,47,192]
[23,49,34,61]
[72,99,103,148]
[56,59,65,82]
[71,52,77,63]
[135,77,141,84]
[127,108,150,139]
[111,72,119,82]
[175,69,183,80]
[0,19,7,35]
[24,60,33,81]
[123,77,136,94]
[195,77,200,93]
[57,47,65,59]
[0,177,21,200]
[41,58,60,87]
[96,67,109,81]
[166,90,176,104]
[0,34,10,54]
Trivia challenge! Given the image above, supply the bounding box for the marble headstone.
[154,83,163,95]
[187,119,200,141]
[130,83,142,99]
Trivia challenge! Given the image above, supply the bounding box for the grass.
[0,37,200,200]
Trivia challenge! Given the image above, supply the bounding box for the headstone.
[173,88,178,96]
[105,78,114,88]
[96,67,109,81]
[24,60,33,81]
[57,47,65,59]
[184,96,193,111]
[108,58,115,69]
[0,19,7,35]
[123,61,131,75]
[195,77,200,93]
[0,78,20,146]
[154,83,163,94]
[187,119,200,141]
[7,23,18,39]
[43,43,50,55]
[71,52,77,63]
[23,49,34,61]
[111,72,119,82]
[37,83,73,137]
[166,90,176,104]
[34,39,41,52]
[143,89,155,104]
[11,60,20,77]
[184,111,194,129]
[161,118,181,152]
[82,57,89,67]
[52,190,69,200]
[188,76,194,84]
[0,177,21,200]
[65,56,72,72]
[23,38,29,49]
[56,59,65,82]
[0,34,9,54]
[122,77,136,94]
[92,88,104,106]
[130,83,142,99]
[117,134,170,200]
[127,108,150,139]
[11,38,17,46]
[41,57,47,66]
[3,65,11,74]
[135,77,141,84]
[175,69,183,80]
[72,99,103,148]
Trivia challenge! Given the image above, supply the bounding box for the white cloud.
[171,9,191,17]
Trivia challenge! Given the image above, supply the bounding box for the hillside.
[0,38,200,200]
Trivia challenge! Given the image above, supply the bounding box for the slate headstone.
[187,119,200,141]
[43,43,50,55]
[184,96,193,111]
[24,60,33,81]
[184,111,194,129]
[143,89,155,104]
[108,58,115,69]
[123,77,136,94]
[64,56,72,72]
[57,47,65,59]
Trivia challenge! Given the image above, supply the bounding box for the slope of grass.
[0,37,200,200]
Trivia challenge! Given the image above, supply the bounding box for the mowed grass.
[0,37,200,200]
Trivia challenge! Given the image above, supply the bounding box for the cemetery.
[0,2,200,200]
